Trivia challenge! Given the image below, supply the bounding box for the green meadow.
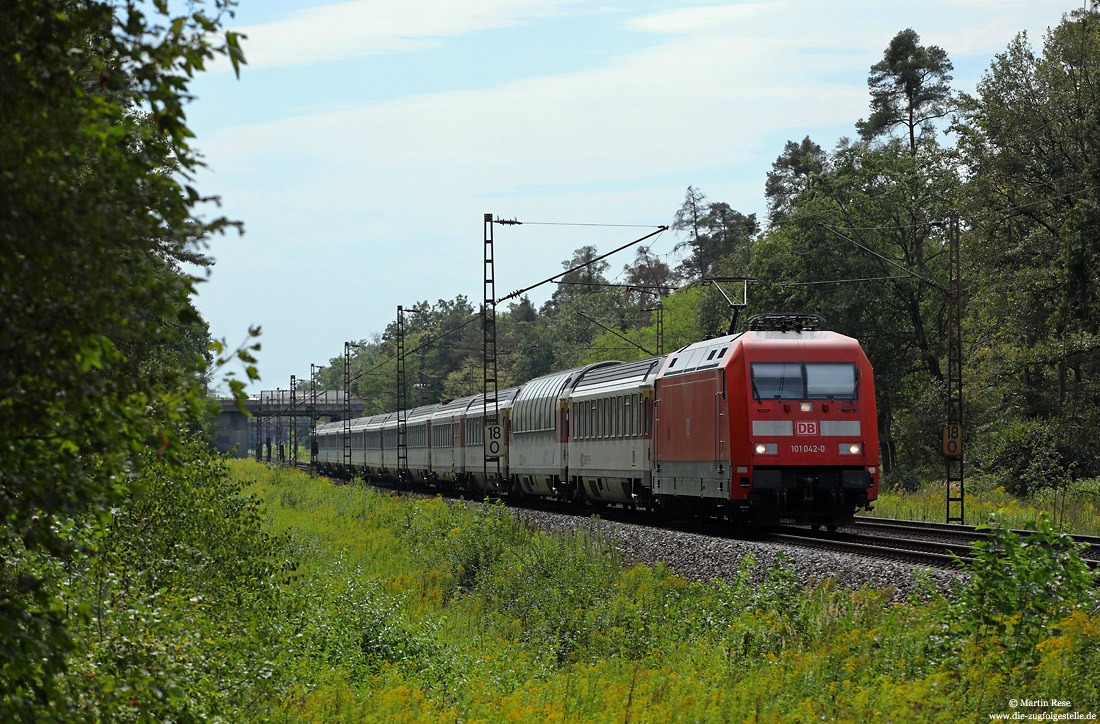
[870,476,1100,536]
[220,460,1099,723]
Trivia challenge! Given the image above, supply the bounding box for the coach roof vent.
[748,313,827,333]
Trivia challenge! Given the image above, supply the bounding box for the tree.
[542,245,611,315]
[671,187,758,279]
[0,2,248,718]
[622,246,675,297]
[621,246,675,327]
[856,28,954,155]
[953,7,1100,485]
[671,185,709,258]
[765,136,826,226]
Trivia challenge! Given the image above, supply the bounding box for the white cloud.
[206,24,865,184]
[627,2,786,34]
[233,0,580,69]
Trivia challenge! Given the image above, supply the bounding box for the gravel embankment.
[506,505,965,602]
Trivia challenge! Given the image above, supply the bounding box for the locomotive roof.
[741,329,862,352]
[662,334,742,377]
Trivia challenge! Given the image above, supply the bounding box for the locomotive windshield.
[752,362,858,400]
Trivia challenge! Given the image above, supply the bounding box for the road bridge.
[212,390,367,458]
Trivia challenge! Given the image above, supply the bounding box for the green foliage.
[976,417,1073,496]
[954,515,1095,667]
[237,463,1100,723]
[55,441,297,722]
[955,8,1100,484]
[0,2,256,719]
[764,136,826,226]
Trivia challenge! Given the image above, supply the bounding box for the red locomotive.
[651,314,878,528]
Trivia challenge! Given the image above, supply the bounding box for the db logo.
[795,421,819,436]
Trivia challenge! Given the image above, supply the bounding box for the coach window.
[625,395,633,437]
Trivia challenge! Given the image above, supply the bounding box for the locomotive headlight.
[840,443,863,455]
[754,442,777,455]
[800,402,813,412]
[755,443,766,454]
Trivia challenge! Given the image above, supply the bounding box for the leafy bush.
[953,515,1096,667]
[976,417,1072,496]
[58,441,298,722]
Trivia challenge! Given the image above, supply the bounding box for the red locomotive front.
[653,314,879,528]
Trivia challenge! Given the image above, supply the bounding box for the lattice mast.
[290,375,298,467]
[946,215,965,523]
[483,214,501,482]
[343,342,351,472]
[309,363,318,476]
[397,306,409,484]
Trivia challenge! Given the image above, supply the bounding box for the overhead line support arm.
[497,225,669,304]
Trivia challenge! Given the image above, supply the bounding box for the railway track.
[853,515,1100,562]
[284,461,1100,571]
[766,516,1100,570]
[764,526,973,568]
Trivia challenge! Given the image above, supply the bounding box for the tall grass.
[872,475,1100,534]
[232,460,1100,723]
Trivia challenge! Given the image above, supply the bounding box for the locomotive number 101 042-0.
[791,444,826,454]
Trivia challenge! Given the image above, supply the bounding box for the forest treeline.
[320,11,1100,496]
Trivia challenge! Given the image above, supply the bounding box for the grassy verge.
[234,460,1100,723]
[872,477,1100,535]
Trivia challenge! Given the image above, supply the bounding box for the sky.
[185,0,1083,395]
